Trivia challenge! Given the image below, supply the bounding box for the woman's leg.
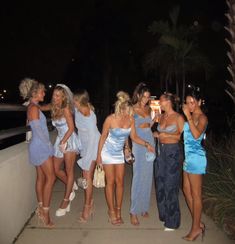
[183,171,193,216]
[54,156,67,184]
[114,164,125,223]
[59,152,76,209]
[187,174,203,236]
[40,156,56,225]
[83,160,96,205]
[79,161,96,221]
[36,166,45,204]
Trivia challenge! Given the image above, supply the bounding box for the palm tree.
[225,0,235,104]
[144,6,211,103]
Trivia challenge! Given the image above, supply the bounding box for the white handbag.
[93,165,105,188]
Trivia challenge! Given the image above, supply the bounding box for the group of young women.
[19,79,207,242]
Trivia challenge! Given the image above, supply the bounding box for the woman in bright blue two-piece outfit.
[96,91,155,226]
[19,78,55,228]
[182,87,208,241]
[130,83,155,226]
[74,89,100,223]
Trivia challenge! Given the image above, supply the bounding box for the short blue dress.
[52,117,80,158]
[101,128,131,164]
[28,110,54,166]
[183,122,207,174]
[75,109,100,170]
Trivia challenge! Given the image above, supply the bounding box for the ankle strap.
[38,202,43,207]
[43,207,50,211]
[63,198,69,202]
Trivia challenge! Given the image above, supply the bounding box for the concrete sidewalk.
[15,165,233,244]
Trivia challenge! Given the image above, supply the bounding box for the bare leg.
[103,164,119,225]
[183,173,203,239]
[54,156,67,184]
[36,166,45,204]
[40,156,56,226]
[79,161,96,221]
[183,171,193,216]
[60,152,76,209]
[114,164,125,224]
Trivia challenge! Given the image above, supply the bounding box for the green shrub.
[203,134,235,239]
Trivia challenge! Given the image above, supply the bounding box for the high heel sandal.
[141,212,149,218]
[55,198,71,217]
[35,202,43,219]
[40,207,54,228]
[182,227,205,242]
[108,210,120,226]
[79,200,94,223]
[130,213,140,226]
[116,207,124,224]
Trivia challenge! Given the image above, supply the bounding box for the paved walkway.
[15,165,233,244]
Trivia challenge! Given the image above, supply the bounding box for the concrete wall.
[0,141,37,244]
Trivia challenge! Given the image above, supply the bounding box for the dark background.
[0,0,233,134]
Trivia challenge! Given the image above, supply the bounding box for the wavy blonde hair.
[51,85,74,120]
[114,91,133,116]
[19,78,44,100]
[74,89,94,111]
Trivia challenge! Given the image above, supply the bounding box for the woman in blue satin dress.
[74,89,100,222]
[96,91,155,225]
[129,83,155,225]
[42,84,80,217]
[182,88,208,241]
[19,78,55,228]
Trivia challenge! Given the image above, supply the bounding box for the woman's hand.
[146,143,155,153]
[153,131,159,138]
[96,155,103,168]
[59,141,67,153]
[182,104,191,120]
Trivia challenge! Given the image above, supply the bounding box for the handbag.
[77,177,88,189]
[124,136,135,164]
[93,165,105,188]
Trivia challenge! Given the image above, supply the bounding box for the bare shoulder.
[198,113,208,124]
[28,104,39,120]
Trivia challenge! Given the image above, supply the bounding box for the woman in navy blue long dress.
[182,88,208,241]
[19,78,55,228]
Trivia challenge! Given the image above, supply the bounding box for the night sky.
[0,0,233,131]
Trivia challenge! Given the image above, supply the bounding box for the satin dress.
[52,117,80,158]
[101,127,131,164]
[183,122,207,174]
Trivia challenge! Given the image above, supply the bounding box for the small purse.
[93,165,105,188]
[124,149,135,164]
[77,177,88,189]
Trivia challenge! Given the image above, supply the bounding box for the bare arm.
[96,116,111,165]
[39,103,52,111]
[60,107,75,144]
[183,104,207,139]
[130,117,155,152]
[188,115,207,139]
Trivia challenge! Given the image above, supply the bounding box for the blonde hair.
[74,89,94,111]
[114,91,133,115]
[19,78,44,100]
[51,85,74,119]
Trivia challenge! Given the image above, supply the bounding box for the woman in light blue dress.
[130,83,155,225]
[74,89,100,222]
[42,84,80,217]
[19,78,55,228]
[96,91,155,226]
[182,87,208,241]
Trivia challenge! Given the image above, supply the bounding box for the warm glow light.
[49,85,52,88]
[150,99,161,122]
[3,90,6,93]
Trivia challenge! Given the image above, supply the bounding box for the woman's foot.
[130,214,140,226]
[182,228,204,241]
[116,207,124,224]
[141,212,149,218]
[41,207,54,228]
[55,199,71,217]
[35,202,43,219]
[108,210,120,226]
[79,200,94,223]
